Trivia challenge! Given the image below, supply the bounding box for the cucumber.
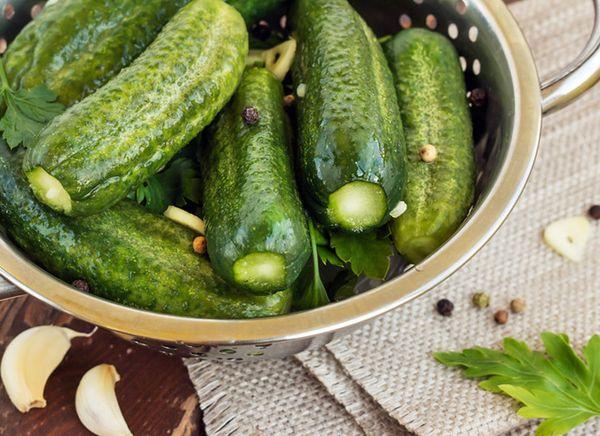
[290,0,406,233]
[0,145,292,319]
[383,29,475,263]
[202,68,310,294]
[4,0,190,106]
[23,0,248,217]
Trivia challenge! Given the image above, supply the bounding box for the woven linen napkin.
[185,0,600,434]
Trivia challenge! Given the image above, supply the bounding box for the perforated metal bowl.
[1,0,599,360]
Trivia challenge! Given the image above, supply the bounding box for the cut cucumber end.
[327,181,387,232]
[26,167,72,214]
[233,252,287,293]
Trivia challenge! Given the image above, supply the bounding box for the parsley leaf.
[310,224,344,267]
[317,245,344,267]
[330,231,394,279]
[434,332,600,436]
[294,220,330,310]
[0,61,64,149]
[134,157,201,214]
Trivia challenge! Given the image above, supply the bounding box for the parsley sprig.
[435,332,600,435]
[295,222,396,310]
[132,157,201,214]
[0,60,64,149]
[294,220,330,310]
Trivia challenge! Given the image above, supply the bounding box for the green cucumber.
[23,0,248,216]
[202,68,310,294]
[384,29,475,263]
[0,145,291,319]
[290,0,406,233]
[4,0,190,106]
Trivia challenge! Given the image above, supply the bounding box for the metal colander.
[0,0,599,360]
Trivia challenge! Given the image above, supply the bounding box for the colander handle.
[541,0,600,114]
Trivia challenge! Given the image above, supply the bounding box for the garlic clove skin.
[543,216,591,262]
[1,325,95,413]
[76,364,132,436]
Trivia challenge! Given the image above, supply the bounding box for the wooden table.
[0,297,201,435]
[0,0,521,434]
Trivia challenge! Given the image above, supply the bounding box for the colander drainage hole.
[448,23,459,39]
[459,56,467,72]
[426,14,437,29]
[469,26,479,42]
[472,59,481,75]
[399,14,412,29]
[456,0,468,15]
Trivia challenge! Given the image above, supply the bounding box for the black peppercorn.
[469,88,487,107]
[241,106,260,125]
[588,205,600,220]
[72,279,90,292]
[436,298,454,316]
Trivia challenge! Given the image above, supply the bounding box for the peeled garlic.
[0,325,95,413]
[263,39,297,81]
[164,205,205,234]
[76,364,132,436]
[543,216,591,262]
[390,201,408,218]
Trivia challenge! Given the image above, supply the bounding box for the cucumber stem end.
[233,252,286,293]
[328,181,387,232]
[27,167,72,215]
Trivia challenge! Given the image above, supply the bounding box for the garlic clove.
[0,325,95,413]
[76,364,132,436]
[164,205,205,235]
[543,216,591,262]
[263,39,297,81]
[390,200,408,218]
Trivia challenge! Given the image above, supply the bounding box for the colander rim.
[0,0,542,345]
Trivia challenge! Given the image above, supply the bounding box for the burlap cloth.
[185,0,600,434]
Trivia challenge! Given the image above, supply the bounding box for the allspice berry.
[419,144,438,163]
[472,292,490,309]
[494,310,509,325]
[510,298,525,314]
[283,94,296,107]
[193,236,207,254]
[436,298,454,317]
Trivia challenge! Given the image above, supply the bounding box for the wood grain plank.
[0,297,200,435]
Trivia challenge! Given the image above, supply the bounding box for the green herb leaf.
[330,232,393,279]
[294,221,330,310]
[0,62,64,149]
[134,157,201,213]
[434,333,600,436]
[317,246,344,267]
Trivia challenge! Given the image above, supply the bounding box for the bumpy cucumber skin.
[0,146,292,319]
[226,0,288,26]
[384,29,475,263]
[203,68,311,294]
[291,0,406,231]
[23,0,248,217]
[4,0,190,106]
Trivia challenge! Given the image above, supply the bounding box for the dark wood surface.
[0,0,521,434]
[0,297,200,435]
